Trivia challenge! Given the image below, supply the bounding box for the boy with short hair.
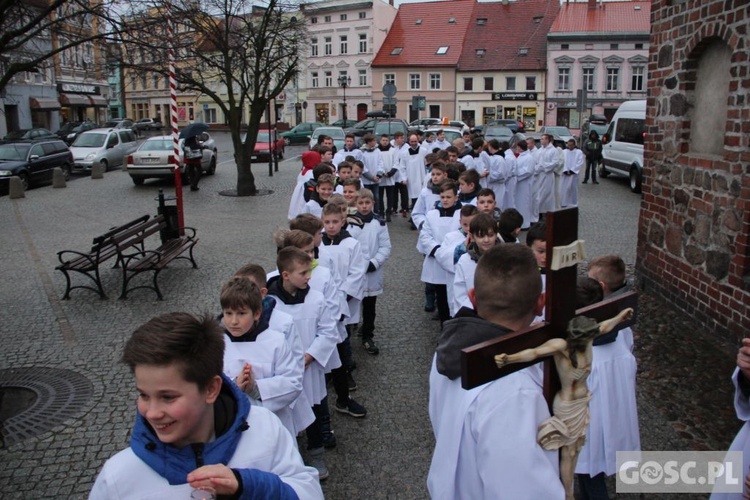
[452,212,499,315]
[428,245,563,499]
[90,312,322,498]
[498,208,523,243]
[476,188,502,221]
[341,178,361,211]
[435,204,479,317]
[350,160,364,181]
[347,188,392,355]
[418,180,463,324]
[360,133,383,213]
[266,248,340,480]
[303,173,335,217]
[335,162,352,194]
[411,162,448,230]
[377,134,399,221]
[458,169,481,205]
[587,254,633,350]
[220,277,302,437]
[483,139,508,202]
[526,221,548,293]
[332,133,363,168]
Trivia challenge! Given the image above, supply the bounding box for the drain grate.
[0,367,93,448]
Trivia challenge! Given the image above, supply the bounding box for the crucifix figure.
[459,207,637,499]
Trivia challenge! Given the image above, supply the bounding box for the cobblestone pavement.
[0,137,741,499]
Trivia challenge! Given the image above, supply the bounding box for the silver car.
[126,133,217,185]
[69,128,138,173]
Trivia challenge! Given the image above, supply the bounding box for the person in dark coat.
[183,135,204,191]
[582,131,602,184]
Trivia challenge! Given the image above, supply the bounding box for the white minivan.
[70,128,138,173]
[600,99,646,193]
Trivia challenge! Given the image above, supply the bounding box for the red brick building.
[636,0,750,341]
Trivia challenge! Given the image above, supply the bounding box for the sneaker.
[362,338,379,355]
[307,447,329,480]
[322,429,337,449]
[347,371,358,391]
[335,397,367,418]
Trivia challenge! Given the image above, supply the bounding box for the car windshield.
[318,129,345,139]
[257,132,271,142]
[546,127,572,136]
[485,126,513,137]
[589,123,609,135]
[72,133,106,147]
[374,122,406,135]
[0,144,31,160]
[139,139,172,151]
[4,130,30,140]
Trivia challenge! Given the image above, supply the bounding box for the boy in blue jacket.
[89,312,322,499]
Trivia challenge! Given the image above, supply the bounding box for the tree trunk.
[229,107,257,196]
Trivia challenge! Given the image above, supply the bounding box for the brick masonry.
[637,0,750,341]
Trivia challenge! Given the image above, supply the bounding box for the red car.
[252,129,285,162]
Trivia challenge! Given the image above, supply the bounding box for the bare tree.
[0,0,117,96]
[118,0,304,196]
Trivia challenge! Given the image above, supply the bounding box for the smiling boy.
[89,312,322,499]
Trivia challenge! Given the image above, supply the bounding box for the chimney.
[588,0,597,9]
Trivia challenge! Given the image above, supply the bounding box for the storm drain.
[0,367,93,449]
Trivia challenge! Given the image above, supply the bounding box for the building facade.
[299,0,397,125]
[636,0,750,341]
[546,0,650,132]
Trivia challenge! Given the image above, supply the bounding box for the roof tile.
[550,1,651,34]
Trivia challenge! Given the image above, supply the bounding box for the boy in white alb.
[411,162,448,230]
[428,244,564,499]
[220,277,302,438]
[347,188,392,355]
[435,205,479,318]
[288,150,322,220]
[334,162,352,194]
[560,139,584,208]
[376,134,399,221]
[483,139,508,201]
[514,140,536,229]
[452,213,500,315]
[360,133,384,214]
[303,173,334,218]
[332,133,363,169]
[266,248,340,480]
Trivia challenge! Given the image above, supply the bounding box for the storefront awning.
[29,97,61,110]
[59,93,91,106]
[88,95,108,107]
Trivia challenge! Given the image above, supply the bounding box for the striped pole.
[166,0,185,234]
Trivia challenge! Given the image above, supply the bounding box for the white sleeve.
[287,178,307,220]
[370,225,392,269]
[307,294,339,368]
[488,156,507,184]
[412,191,429,230]
[434,233,460,273]
[574,150,584,172]
[453,260,470,315]
[344,240,367,300]
[255,338,303,413]
[417,213,440,257]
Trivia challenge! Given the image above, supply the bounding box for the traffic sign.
[383,97,398,105]
[383,82,397,97]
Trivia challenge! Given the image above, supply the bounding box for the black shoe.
[348,360,357,371]
[322,429,337,449]
[593,181,600,184]
[347,372,358,391]
[362,338,379,355]
[386,214,392,222]
[190,186,199,191]
[582,180,588,184]
[424,296,436,312]
[335,397,367,418]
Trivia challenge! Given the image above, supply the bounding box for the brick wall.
[637,0,750,342]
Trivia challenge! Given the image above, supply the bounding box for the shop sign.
[492,92,537,101]
[59,83,99,94]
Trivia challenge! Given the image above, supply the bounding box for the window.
[582,68,594,91]
[606,67,619,91]
[359,69,367,86]
[384,74,395,85]
[476,49,485,56]
[152,74,159,89]
[311,38,318,57]
[436,46,449,55]
[477,18,487,25]
[614,118,644,145]
[506,76,516,91]
[205,108,217,123]
[324,15,331,22]
[430,73,441,90]
[311,72,319,88]
[324,71,332,87]
[324,37,332,56]
[340,14,347,21]
[610,43,619,50]
[518,47,529,56]
[484,77,493,91]
[561,44,569,50]
[635,43,643,49]
[340,35,348,54]
[463,77,473,91]
[526,76,536,91]
[409,73,421,90]
[359,12,366,19]
[141,75,147,89]
[359,34,367,53]
[631,66,644,91]
[390,47,403,55]
[311,16,317,24]
[558,68,570,90]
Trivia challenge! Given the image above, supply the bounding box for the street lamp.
[338,75,351,124]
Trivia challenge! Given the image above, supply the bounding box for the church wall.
[636,0,750,342]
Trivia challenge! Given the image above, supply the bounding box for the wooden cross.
[460,207,637,408]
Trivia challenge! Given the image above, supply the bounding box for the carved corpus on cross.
[460,207,637,499]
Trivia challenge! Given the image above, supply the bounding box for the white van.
[600,99,646,193]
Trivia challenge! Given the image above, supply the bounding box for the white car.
[309,126,346,151]
[423,126,463,145]
[125,133,217,185]
[538,126,575,145]
[69,128,138,173]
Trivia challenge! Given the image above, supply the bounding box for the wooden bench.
[117,215,199,300]
[56,215,151,300]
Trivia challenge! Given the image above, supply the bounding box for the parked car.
[57,121,98,145]
[0,139,73,192]
[69,128,139,173]
[601,100,646,193]
[490,119,525,134]
[125,133,218,185]
[345,118,378,139]
[2,128,57,143]
[447,120,471,134]
[409,118,441,132]
[250,129,285,162]
[280,122,324,145]
[578,114,610,146]
[102,118,139,136]
[483,125,514,144]
[423,126,463,145]
[134,118,163,131]
[525,132,565,149]
[539,126,575,144]
[309,126,346,151]
[373,119,409,139]
[330,119,357,128]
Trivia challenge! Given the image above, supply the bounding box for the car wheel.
[62,164,72,181]
[598,165,610,178]
[629,165,642,194]
[207,156,217,175]
[132,176,145,185]
[100,160,109,172]
[18,172,30,191]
